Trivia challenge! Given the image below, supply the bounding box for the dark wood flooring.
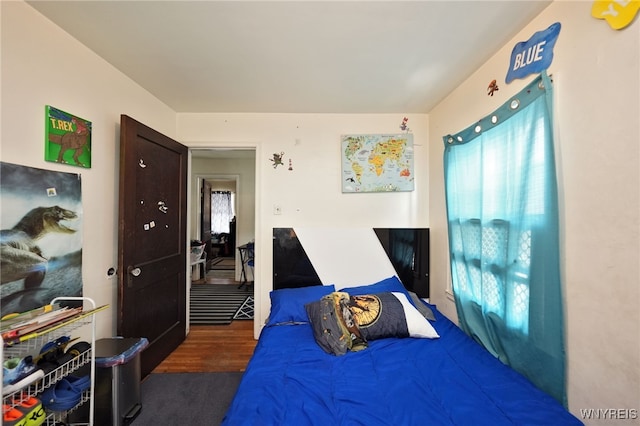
[152,266,257,374]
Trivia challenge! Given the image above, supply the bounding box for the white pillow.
[391,292,440,339]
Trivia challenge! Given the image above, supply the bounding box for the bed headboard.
[272,227,429,298]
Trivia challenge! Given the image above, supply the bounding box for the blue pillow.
[340,275,408,296]
[267,284,336,326]
[339,275,419,308]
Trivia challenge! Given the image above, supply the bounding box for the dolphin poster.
[0,162,83,316]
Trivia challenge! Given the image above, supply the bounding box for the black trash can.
[94,337,148,426]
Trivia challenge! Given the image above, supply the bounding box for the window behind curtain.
[442,72,566,405]
[211,191,234,235]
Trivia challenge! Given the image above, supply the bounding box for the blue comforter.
[222,306,582,425]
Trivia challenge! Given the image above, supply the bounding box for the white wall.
[5,1,638,420]
[1,2,177,338]
[428,1,639,421]
[178,113,430,336]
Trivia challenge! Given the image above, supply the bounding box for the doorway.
[189,148,257,329]
[197,176,239,277]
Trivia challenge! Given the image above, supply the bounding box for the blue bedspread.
[222,306,582,425]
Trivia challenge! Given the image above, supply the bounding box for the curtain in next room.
[442,72,566,405]
[211,191,233,235]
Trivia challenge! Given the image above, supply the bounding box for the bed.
[222,276,582,425]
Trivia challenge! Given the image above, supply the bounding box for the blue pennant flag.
[506,22,561,84]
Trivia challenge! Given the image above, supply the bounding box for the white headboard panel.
[294,227,397,289]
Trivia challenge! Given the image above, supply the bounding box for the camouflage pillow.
[305,292,367,356]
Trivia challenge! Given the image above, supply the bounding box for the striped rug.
[233,296,254,320]
[190,284,253,325]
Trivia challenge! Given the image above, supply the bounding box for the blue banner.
[506,22,561,84]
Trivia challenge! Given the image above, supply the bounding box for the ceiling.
[27,1,551,115]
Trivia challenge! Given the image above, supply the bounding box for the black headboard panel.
[273,228,322,289]
[373,228,429,298]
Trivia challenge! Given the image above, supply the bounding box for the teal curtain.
[443,72,566,405]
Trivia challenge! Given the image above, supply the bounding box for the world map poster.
[341,134,414,193]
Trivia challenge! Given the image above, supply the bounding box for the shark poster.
[0,162,83,316]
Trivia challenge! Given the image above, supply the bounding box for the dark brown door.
[117,115,188,378]
[201,179,212,260]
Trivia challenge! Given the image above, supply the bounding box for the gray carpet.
[131,372,243,425]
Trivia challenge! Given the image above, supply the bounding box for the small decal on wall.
[269,152,285,169]
[45,106,92,168]
[487,80,499,96]
[591,0,640,30]
[505,22,561,84]
[399,117,411,133]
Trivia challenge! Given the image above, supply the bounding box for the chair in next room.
[238,242,254,290]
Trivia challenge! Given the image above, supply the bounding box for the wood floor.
[152,321,256,373]
[152,263,257,374]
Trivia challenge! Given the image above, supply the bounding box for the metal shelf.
[3,317,92,358]
[1,297,107,426]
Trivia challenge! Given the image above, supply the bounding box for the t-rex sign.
[45,106,92,168]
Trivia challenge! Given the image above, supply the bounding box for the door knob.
[126,266,141,288]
